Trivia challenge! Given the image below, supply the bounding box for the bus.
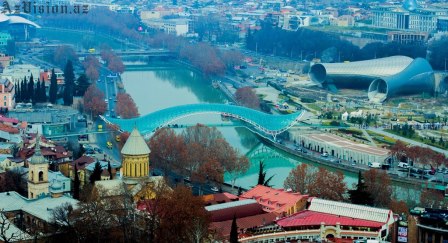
[88,48,96,53]
[107,141,113,149]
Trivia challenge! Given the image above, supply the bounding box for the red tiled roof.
[0,116,19,124]
[212,212,277,238]
[72,156,95,169]
[209,201,265,222]
[203,192,239,205]
[0,124,19,134]
[240,185,308,214]
[276,210,384,228]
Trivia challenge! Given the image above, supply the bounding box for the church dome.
[29,135,47,164]
[50,180,63,191]
[121,128,150,156]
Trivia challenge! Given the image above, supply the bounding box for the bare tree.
[0,211,29,243]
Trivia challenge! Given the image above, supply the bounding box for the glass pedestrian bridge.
[100,104,305,137]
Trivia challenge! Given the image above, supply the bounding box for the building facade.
[240,198,396,243]
[0,79,15,109]
[372,5,448,33]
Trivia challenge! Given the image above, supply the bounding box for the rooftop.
[276,210,384,228]
[309,198,393,224]
[304,133,389,156]
[212,212,277,237]
[240,185,308,214]
[0,191,78,222]
[121,128,150,155]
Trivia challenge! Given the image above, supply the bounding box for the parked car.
[368,162,382,168]
[321,152,329,157]
[211,186,219,192]
[398,162,409,169]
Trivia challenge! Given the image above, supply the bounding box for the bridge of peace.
[100,103,307,139]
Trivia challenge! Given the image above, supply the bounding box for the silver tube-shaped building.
[368,58,434,103]
[309,56,414,89]
[308,56,435,102]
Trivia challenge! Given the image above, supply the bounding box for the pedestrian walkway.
[362,129,377,147]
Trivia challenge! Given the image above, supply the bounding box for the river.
[121,63,419,203]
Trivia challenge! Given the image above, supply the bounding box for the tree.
[116,93,139,118]
[149,128,186,176]
[428,35,448,70]
[308,168,346,201]
[0,169,25,195]
[221,50,244,70]
[83,84,107,118]
[28,74,34,104]
[389,200,409,216]
[76,73,90,96]
[235,86,260,110]
[73,165,80,200]
[348,170,373,205]
[364,169,392,207]
[83,55,101,81]
[229,214,238,243]
[107,161,113,180]
[63,60,75,106]
[257,161,274,187]
[420,189,448,209]
[155,186,211,242]
[226,154,250,188]
[49,68,58,104]
[284,163,314,194]
[89,161,102,184]
[0,211,26,243]
[39,80,47,102]
[108,56,125,74]
[53,45,77,67]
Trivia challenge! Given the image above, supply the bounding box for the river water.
[121,63,418,203]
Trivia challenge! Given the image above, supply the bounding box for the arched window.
[38,171,44,182]
[31,171,34,181]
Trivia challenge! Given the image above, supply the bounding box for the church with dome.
[94,128,169,201]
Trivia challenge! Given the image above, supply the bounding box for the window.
[38,171,44,182]
[62,183,65,189]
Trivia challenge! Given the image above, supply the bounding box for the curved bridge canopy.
[101,103,305,136]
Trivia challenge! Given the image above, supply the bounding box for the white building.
[372,5,448,33]
[143,18,191,36]
[295,133,390,165]
[1,64,40,85]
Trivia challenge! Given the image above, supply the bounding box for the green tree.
[49,68,58,104]
[35,80,41,103]
[89,161,102,184]
[229,214,238,243]
[63,60,75,106]
[348,170,373,206]
[73,165,80,200]
[107,161,113,180]
[257,161,274,187]
[39,80,47,102]
[28,74,35,104]
[76,73,90,96]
